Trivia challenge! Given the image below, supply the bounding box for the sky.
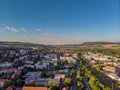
[0,0,119,45]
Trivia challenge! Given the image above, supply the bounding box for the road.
[71,72,77,90]
[82,76,91,90]
[71,60,91,90]
[71,60,80,90]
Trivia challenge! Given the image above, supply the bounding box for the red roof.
[23,86,47,90]
[6,86,13,90]
[0,62,7,64]
[0,79,7,82]
[15,70,21,75]
[1,68,17,72]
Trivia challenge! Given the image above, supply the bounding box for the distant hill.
[53,42,120,49]
[0,41,120,49]
[81,42,120,46]
[79,42,119,49]
[53,44,81,48]
[0,41,47,49]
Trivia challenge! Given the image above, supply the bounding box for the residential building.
[0,79,7,87]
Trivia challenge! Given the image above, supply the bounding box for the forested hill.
[81,42,120,45]
[0,41,120,49]
[53,42,120,49]
[80,42,120,49]
[0,41,47,49]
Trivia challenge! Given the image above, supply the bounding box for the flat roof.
[23,72,41,78]
[25,72,38,76]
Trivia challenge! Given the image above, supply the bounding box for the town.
[0,45,120,90]
[0,0,119,90]
[0,47,78,90]
[84,52,120,82]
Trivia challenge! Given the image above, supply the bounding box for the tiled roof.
[23,86,47,90]
[0,79,7,82]
[5,86,13,90]
[0,62,7,64]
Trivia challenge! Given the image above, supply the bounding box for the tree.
[16,79,24,87]
[64,77,72,87]
[77,70,81,75]
[29,80,35,85]
[4,80,11,88]
[47,82,59,90]
[62,59,68,64]
[70,68,75,76]
[76,74,82,81]
[77,81,84,90]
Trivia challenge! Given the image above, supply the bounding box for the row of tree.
[76,70,84,90]
[78,53,111,90]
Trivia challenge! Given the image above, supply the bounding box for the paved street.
[82,76,91,90]
[71,60,80,90]
[71,72,77,90]
[71,60,91,90]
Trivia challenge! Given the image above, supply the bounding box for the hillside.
[80,42,120,49]
[53,42,120,49]
[0,41,47,49]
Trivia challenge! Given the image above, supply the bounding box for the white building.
[0,68,17,74]
[0,62,12,68]
[54,74,65,79]
[60,56,76,64]
[0,79,7,87]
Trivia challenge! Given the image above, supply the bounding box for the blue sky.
[0,0,119,45]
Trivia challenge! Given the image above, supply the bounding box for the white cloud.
[42,32,55,38]
[5,26,18,33]
[36,28,42,32]
[3,25,27,33]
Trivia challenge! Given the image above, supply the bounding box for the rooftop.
[23,72,41,78]
[0,79,7,82]
[23,86,47,90]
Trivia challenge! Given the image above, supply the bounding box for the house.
[0,79,7,87]
[35,64,44,69]
[15,70,21,75]
[5,86,13,90]
[0,62,12,68]
[35,61,48,69]
[25,60,34,64]
[23,72,41,79]
[103,66,116,73]
[83,54,92,61]
[25,64,34,68]
[0,68,17,74]
[18,66,25,70]
[60,56,76,64]
[23,72,41,84]
[54,74,65,80]
[23,86,47,90]
[20,49,28,55]
[58,69,69,77]
[90,60,96,64]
